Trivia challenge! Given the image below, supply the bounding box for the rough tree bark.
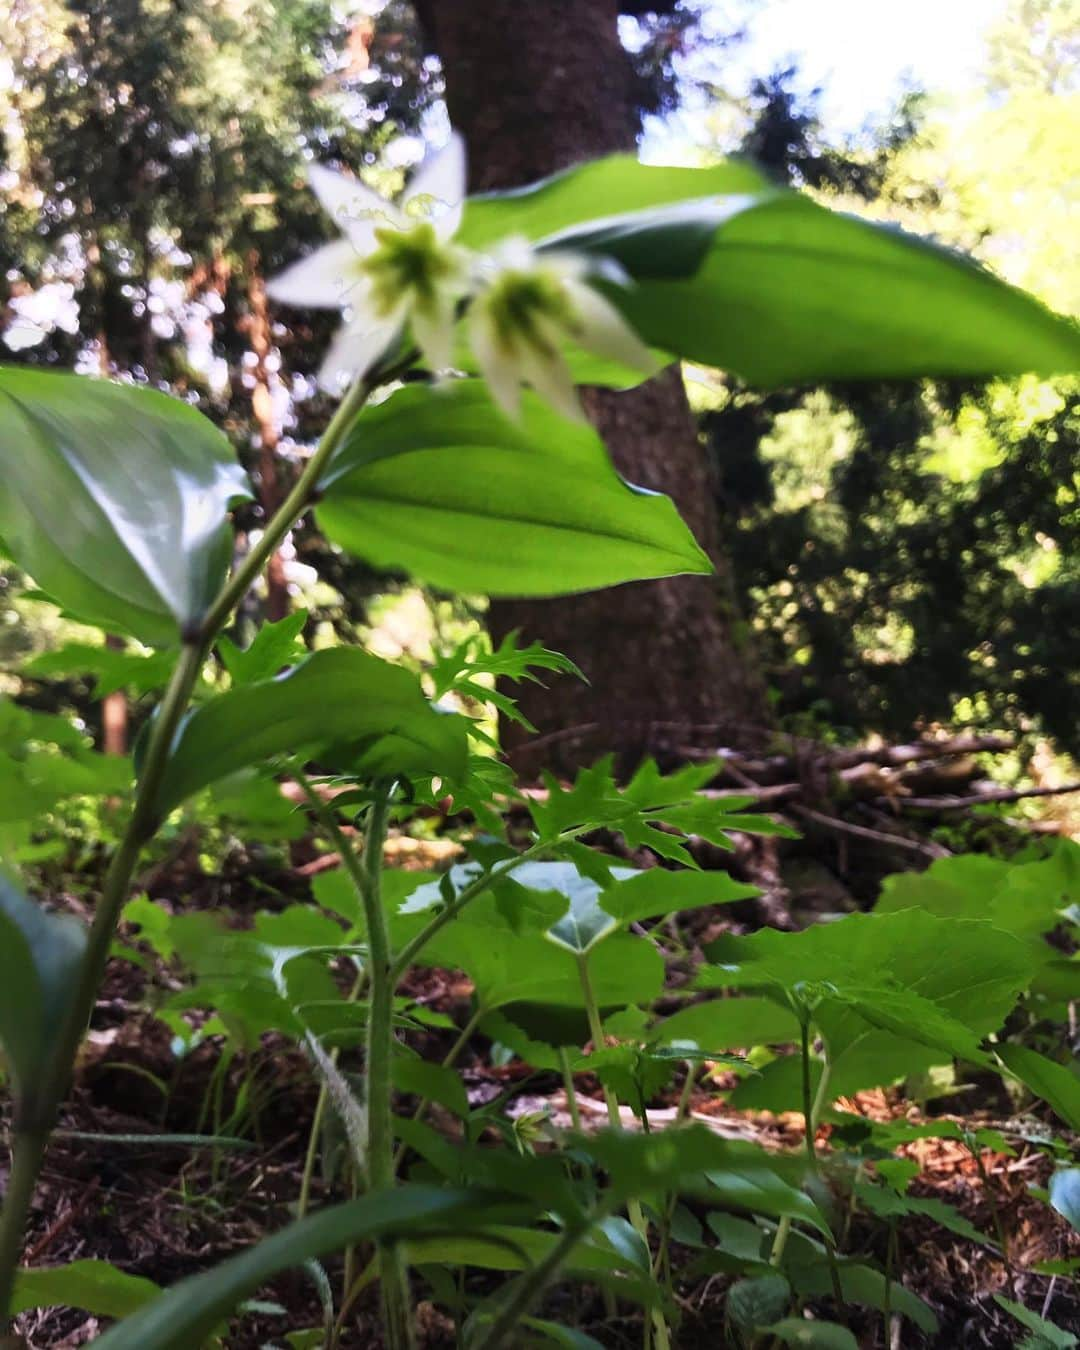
[416,0,771,775]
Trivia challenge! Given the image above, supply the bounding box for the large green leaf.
[599,867,758,926]
[653,996,802,1052]
[91,1187,523,1350]
[152,649,467,815]
[316,381,711,597]
[459,155,770,251]
[0,874,86,1107]
[595,192,1080,385]
[705,911,1035,1110]
[0,367,251,646]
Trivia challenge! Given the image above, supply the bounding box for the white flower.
[467,237,660,423]
[267,134,467,393]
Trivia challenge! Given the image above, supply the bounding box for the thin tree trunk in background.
[245,254,289,623]
[417,0,771,775]
[101,634,127,756]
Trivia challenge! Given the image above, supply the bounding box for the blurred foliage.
[703,0,1080,753]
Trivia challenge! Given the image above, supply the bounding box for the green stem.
[477,1214,597,1350]
[0,366,386,1329]
[356,786,414,1350]
[559,1048,581,1133]
[799,1016,818,1176]
[575,955,669,1350]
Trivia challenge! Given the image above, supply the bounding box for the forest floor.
[8,812,1080,1350]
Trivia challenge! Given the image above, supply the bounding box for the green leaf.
[11,1260,160,1318]
[519,1318,606,1350]
[218,610,308,685]
[595,193,1080,385]
[0,874,87,1106]
[765,1319,859,1350]
[91,1187,524,1350]
[21,641,174,698]
[0,367,251,645]
[994,1295,1078,1349]
[726,1274,791,1334]
[599,868,758,926]
[152,649,467,815]
[855,1181,991,1246]
[997,1045,1080,1132]
[785,1247,938,1335]
[1049,1170,1080,1234]
[459,155,770,252]
[707,911,1034,1110]
[391,1058,469,1119]
[654,996,802,1051]
[316,382,711,597]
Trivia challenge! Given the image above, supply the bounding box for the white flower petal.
[517,342,586,424]
[308,163,400,248]
[411,292,458,374]
[434,197,464,243]
[565,279,661,376]
[317,316,401,393]
[266,239,360,310]
[405,131,466,219]
[469,309,522,420]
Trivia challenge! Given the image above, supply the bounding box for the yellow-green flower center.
[360,222,460,318]
[481,267,580,356]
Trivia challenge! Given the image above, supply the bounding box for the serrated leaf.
[217,610,308,685]
[0,367,251,645]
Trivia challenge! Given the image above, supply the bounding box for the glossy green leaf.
[152,649,467,815]
[997,1045,1080,1132]
[595,193,1080,385]
[11,1259,160,1318]
[316,381,711,598]
[91,1187,523,1350]
[0,367,251,645]
[0,874,87,1106]
[459,155,770,251]
[1050,1170,1080,1235]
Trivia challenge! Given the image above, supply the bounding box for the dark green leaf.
[0,874,86,1106]
[599,868,758,926]
[994,1295,1078,1349]
[765,1319,859,1350]
[317,382,711,597]
[0,367,251,645]
[786,1248,937,1334]
[11,1260,160,1318]
[726,1274,791,1334]
[91,1188,524,1350]
[152,649,467,814]
[654,996,801,1051]
[391,1058,469,1119]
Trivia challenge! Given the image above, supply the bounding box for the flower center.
[360,222,460,318]
[481,267,580,356]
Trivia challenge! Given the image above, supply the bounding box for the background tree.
[414,0,773,775]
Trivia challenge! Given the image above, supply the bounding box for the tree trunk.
[417,0,771,775]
